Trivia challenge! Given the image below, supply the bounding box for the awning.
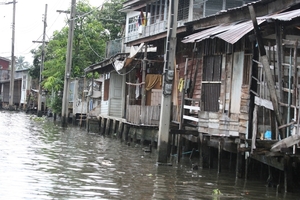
[182,8,300,44]
[84,53,128,74]
[264,8,300,21]
[213,19,265,44]
[182,19,265,44]
[182,23,237,43]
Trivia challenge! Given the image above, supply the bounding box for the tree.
[15,56,30,70]
[29,48,42,80]
[97,0,126,40]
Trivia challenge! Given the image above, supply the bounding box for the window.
[178,0,190,21]
[128,16,139,34]
[103,78,110,101]
[201,55,222,112]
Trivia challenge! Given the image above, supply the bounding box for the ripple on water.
[1,111,300,199]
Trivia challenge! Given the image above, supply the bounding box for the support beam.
[249,5,284,139]
[177,58,188,163]
[217,140,222,174]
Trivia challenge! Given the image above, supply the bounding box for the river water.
[0,111,298,199]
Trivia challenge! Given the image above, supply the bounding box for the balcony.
[125,19,190,43]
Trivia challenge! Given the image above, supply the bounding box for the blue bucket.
[264,130,272,140]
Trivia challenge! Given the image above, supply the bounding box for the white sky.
[0,0,104,64]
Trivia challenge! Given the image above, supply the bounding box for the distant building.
[0,57,32,109]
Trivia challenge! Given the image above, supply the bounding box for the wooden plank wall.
[126,105,179,125]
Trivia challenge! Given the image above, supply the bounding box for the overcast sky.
[0,0,104,64]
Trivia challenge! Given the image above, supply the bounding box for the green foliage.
[98,0,126,39]
[49,93,62,115]
[29,47,42,79]
[212,189,222,195]
[30,0,125,113]
[30,115,47,122]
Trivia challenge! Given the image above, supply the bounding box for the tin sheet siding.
[100,78,109,115]
[3,82,9,102]
[109,72,123,117]
[101,101,109,115]
[110,98,122,117]
[230,51,244,114]
[2,80,21,104]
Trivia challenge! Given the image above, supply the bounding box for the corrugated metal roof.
[264,8,300,21]
[181,23,237,43]
[214,19,264,44]
[182,8,300,44]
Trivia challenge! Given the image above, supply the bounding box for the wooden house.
[87,0,300,162]
[0,57,31,109]
[0,57,10,104]
[84,0,300,192]
[178,0,300,191]
[84,0,260,138]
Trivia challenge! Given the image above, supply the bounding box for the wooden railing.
[182,98,200,123]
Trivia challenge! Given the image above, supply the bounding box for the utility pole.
[61,0,76,127]
[157,0,178,164]
[37,4,48,117]
[8,0,16,110]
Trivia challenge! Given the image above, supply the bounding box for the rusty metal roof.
[214,19,264,44]
[181,23,238,43]
[182,8,300,44]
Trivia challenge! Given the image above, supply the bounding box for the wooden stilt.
[87,117,90,132]
[260,162,264,180]
[170,131,176,159]
[98,117,101,133]
[236,152,240,178]
[245,156,249,180]
[100,117,106,135]
[117,121,124,139]
[198,133,203,168]
[229,152,232,171]
[209,146,213,169]
[104,118,111,135]
[217,141,221,174]
[284,156,288,193]
[177,133,182,163]
[122,124,130,142]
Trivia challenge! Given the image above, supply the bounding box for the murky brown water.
[0,111,298,199]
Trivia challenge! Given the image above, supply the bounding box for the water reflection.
[0,111,299,199]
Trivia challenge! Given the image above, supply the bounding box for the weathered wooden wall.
[126,105,179,125]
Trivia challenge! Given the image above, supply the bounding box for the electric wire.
[81,26,105,60]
